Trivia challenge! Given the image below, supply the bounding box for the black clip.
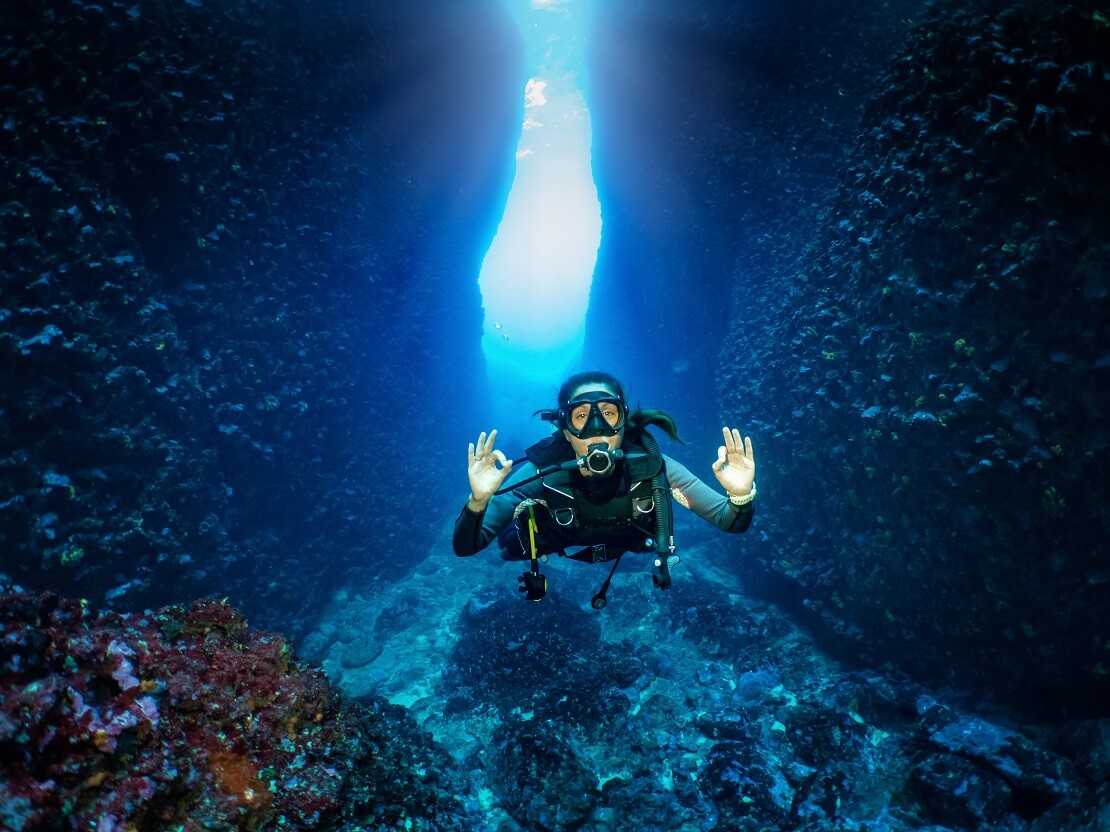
[518,571,547,601]
[651,554,673,590]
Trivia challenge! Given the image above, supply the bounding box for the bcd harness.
[511,431,676,608]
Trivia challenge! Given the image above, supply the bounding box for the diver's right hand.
[467,429,514,510]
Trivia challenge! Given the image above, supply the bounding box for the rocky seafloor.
[297,521,1110,832]
[5,520,1110,831]
[0,576,472,831]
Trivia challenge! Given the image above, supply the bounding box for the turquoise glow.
[479,0,600,439]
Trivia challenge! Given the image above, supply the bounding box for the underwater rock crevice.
[1,0,521,634]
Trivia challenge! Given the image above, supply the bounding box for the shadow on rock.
[442,586,642,726]
[487,721,597,832]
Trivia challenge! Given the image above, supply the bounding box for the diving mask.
[561,391,627,439]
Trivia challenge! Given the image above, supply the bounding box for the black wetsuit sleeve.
[451,463,539,557]
[662,454,754,533]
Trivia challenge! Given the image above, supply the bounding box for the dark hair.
[556,370,626,406]
[535,370,683,444]
[627,406,683,444]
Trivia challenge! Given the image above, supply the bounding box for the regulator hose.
[640,432,674,589]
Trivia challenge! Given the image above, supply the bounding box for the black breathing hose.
[640,432,674,589]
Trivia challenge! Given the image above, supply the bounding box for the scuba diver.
[452,371,756,607]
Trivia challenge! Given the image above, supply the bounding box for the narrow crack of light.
[478,0,600,431]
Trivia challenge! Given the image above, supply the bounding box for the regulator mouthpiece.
[580,444,622,476]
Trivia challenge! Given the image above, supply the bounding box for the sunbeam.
[479,0,600,440]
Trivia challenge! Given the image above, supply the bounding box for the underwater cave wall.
[586,0,917,438]
[718,0,1110,716]
[0,0,519,635]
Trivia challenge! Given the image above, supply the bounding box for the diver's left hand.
[711,427,756,497]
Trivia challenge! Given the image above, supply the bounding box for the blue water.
[479,0,601,443]
[2,0,1107,828]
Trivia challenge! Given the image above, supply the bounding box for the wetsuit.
[452,436,753,559]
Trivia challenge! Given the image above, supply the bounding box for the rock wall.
[0,0,520,634]
[718,0,1109,716]
[586,0,917,438]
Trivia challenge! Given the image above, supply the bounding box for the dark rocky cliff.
[0,0,521,634]
[716,0,1109,717]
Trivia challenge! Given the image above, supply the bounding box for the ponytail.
[626,407,683,444]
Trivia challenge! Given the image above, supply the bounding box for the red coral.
[206,744,273,810]
[0,587,363,830]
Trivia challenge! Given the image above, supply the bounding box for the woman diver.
[452,371,756,606]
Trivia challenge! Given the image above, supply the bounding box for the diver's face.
[562,384,624,472]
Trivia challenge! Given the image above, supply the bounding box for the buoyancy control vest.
[516,432,674,562]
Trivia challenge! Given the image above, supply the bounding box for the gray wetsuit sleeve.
[452,463,540,556]
[662,454,754,533]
